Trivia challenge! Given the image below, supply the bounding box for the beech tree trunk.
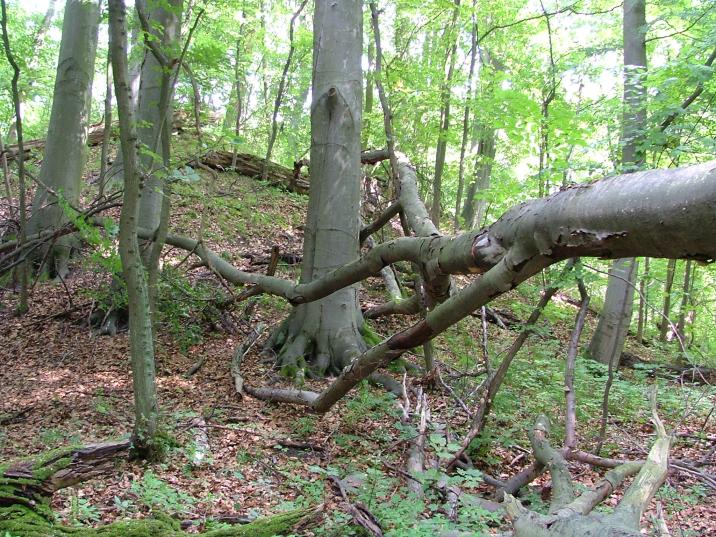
[267,0,365,376]
[109,0,161,460]
[26,0,100,278]
[135,0,182,307]
[588,0,647,365]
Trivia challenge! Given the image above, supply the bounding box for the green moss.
[360,322,382,347]
[0,506,315,537]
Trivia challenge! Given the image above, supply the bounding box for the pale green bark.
[27,0,101,278]
[109,0,160,459]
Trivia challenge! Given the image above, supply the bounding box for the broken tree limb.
[138,161,716,413]
[360,200,401,245]
[506,397,673,537]
[231,323,265,397]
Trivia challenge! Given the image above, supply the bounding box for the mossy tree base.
[0,441,320,537]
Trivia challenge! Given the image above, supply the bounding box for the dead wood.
[329,475,384,537]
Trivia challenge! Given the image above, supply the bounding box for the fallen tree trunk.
[152,160,716,413]
[0,440,321,536]
[620,351,716,384]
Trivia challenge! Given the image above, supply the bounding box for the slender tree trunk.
[262,0,308,180]
[108,0,161,460]
[363,37,374,147]
[588,259,638,365]
[635,257,649,343]
[268,0,364,377]
[1,0,28,313]
[659,258,676,342]
[26,0,100,280]
[462,126,496,229]
[231,26,244,170]
[99,48,113,197]
[135,0,182,310]
[0,131,11,216]
[454,1,477,231]
[430,0,461,228]
[588,0,647,365]
[676,259,693,340]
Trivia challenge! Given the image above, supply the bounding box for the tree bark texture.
[268,0,365,376]
[588,0,647,366]
[161,159,716,412]
[27,0,101,278]
[109,0,161,459]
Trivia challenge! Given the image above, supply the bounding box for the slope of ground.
[1,146,714,536]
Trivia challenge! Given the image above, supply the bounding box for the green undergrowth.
[0,505,314,537]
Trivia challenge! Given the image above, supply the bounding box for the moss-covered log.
[0,441,321,537]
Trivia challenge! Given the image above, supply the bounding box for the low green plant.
[129,471,197,515]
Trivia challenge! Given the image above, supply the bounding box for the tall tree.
[135,0,182,308]
[429,0,461,228]
[108,0,161,460]
[587,0,647,365]
[27,0,101,279]
[267,0,364,376]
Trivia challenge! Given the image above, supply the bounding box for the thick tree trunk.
[28,0,100,277]
[109,0,161,460]
[269,0,365,376]
[589,0,647,366]
[26,0,100,279]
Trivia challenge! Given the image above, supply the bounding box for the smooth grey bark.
[155,157,716,413]
[635,257,649,343]
[268,0,365,376]
[588,0,647,365]
[461,125,496,229]
[588,259,638,365]
[109,0,161,460]
[676,259,693,340]
[26,0,101,278]
[135,0,182,309]
[99,48,113,197]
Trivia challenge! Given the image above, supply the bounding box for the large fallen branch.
[504,402,671,536]
[148,160,716,413]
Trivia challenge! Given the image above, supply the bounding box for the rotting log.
[0,440,322,536]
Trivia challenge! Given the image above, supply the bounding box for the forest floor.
[1,145,715,536]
